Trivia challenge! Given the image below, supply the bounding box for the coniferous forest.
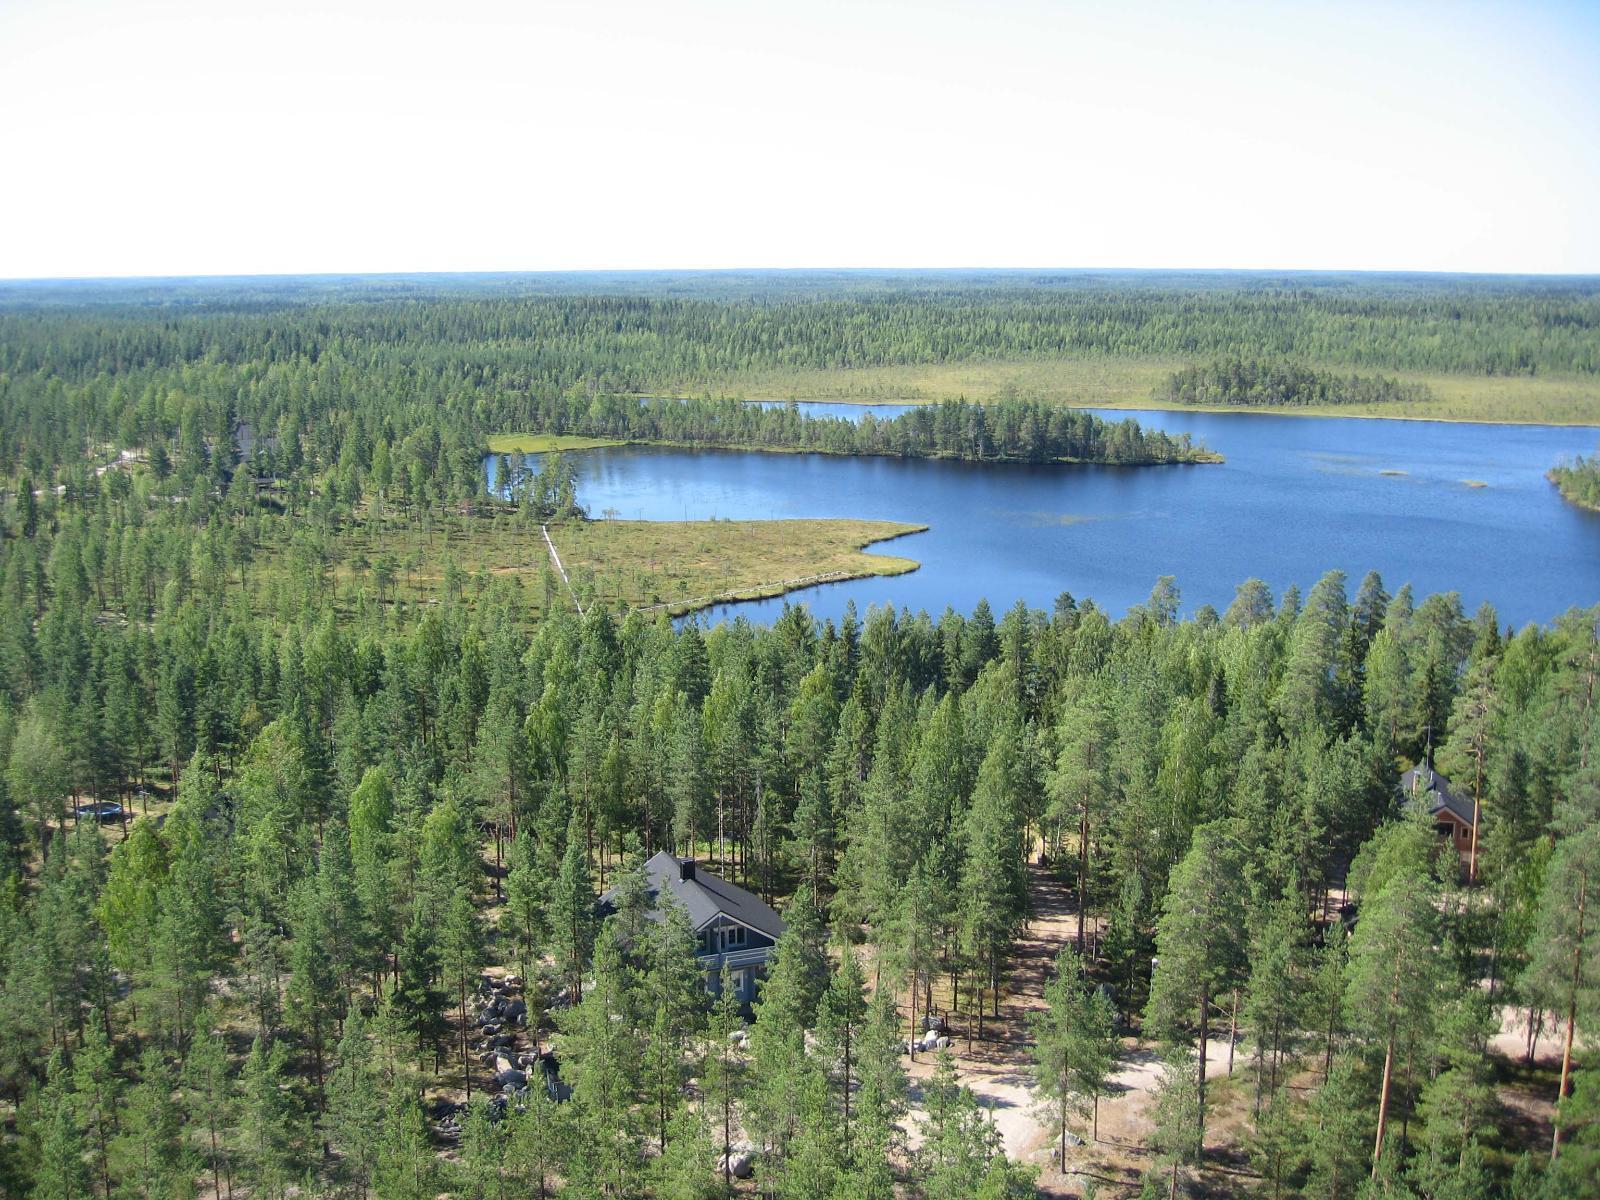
[0,275,1597,1200]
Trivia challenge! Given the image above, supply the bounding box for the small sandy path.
[897,857,1247,1195]
[901,860,1104,1174]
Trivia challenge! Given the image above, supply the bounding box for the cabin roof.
[599,851,786,941]
[1400,765,1475,827]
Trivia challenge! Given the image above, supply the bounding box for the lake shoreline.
[490,435,1222,466]
[651,392,1600,429]
[649,522,928,617]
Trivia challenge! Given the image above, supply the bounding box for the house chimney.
[679,858,696,882]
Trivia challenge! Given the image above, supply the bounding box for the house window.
[724,924,747,950]
[732,968,749,998]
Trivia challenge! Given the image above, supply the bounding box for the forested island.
[1548,452,1600,511]
[496,394,1215,464]
[0,273,1597,1200]
[1159,357,1434,408]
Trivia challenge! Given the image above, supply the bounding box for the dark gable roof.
[1400,765,1475,826]
[600,851,786,941]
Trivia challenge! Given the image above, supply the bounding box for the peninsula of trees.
[500,394,1216,465]
[1548,452,1600,511]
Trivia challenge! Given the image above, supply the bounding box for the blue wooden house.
[601,852,785,1005]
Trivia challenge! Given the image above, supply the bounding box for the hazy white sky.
[2,0,1597,278]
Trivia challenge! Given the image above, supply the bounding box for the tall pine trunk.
[1552,868,1586,1161]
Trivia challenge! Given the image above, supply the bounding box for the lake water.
[488,407,1600,629]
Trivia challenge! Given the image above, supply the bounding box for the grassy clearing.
[677,358,1600,425]
[256,511,924,621]
[485,433,626,453]
[557,517,924,615]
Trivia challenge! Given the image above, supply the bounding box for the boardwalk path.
[540,523,585,616]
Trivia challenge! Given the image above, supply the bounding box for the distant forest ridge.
[1,271,1597,383]
[1159,358,1435,408]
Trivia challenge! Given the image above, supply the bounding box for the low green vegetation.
[712,358,1600,424]
[485,433,626,453]
[556,517,924,614]
[1548,451,1600,511]
[252,509,924,623]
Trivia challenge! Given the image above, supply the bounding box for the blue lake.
[488,407,1600,629]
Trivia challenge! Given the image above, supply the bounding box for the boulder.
[496,1067,527,1090]
[720,1152,754,1179]
[504,998,527,1022]
[494,1054,517,1076]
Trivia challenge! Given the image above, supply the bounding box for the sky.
[2,0,1598,279]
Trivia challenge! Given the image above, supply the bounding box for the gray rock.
[496,1067,527,1089]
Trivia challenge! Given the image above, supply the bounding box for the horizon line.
[6,264,1600,286]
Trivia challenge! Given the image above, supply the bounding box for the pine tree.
[1049,686,1113,954]
[238,1035,303,1200]
[370,1091,442,1200]
[501,826,547,986]
[1302,1058,1372,1200]
[505,1083,571,1200]
[1144,1045,1200,1200]
[460,1098,513,1200]
[1243,892,1313,1112]
[816,941,869,1154]
[559,923,642,1198]
[285,877,338,1115]
[1526,821,1598,1161]
[324,1006,384,1199]
[182,1017,234,1200]
[1147,821,1248,1160]
[1344,846,1443,1178]
[653,1104,722,1200]
[704,963,747,1187]
[393,905,448,1070]
[72,1009,119,1198]
[961,742,1024,1034]
[113,1047,194,1200]
[548,810,597,1004]
[31,1048,91,1200]
[440,888,485,1101]
[1030,946,1117,1164]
